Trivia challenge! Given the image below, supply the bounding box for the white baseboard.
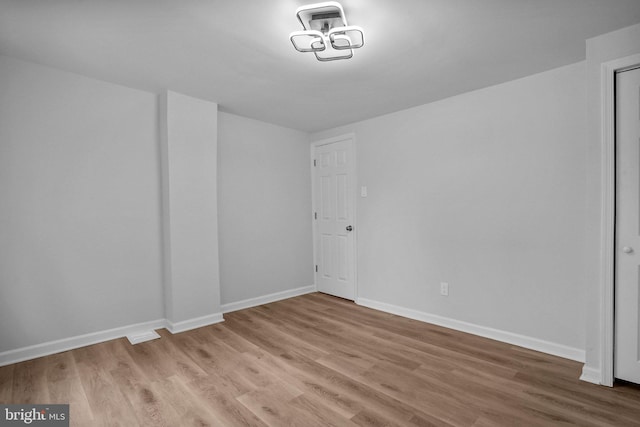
[357,298,586,363]
[580,365,602,385]
[0,310,226,367]
[221,285,316,313]
[166,312,224,334]
[0,318,167,367]
[2,285,318,366]
[1,286,311,367]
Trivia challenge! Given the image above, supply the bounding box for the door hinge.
[313,159,317,167]
[314,212,317,220]
[315,265,318,272]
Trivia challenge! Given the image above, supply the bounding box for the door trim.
[596,53,640,387]
[310,133,358,301]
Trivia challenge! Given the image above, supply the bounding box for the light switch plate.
[361,186,367,197]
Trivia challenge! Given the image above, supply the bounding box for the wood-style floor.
[1,293,640,426]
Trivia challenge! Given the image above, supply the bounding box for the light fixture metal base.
[289,1,365,61]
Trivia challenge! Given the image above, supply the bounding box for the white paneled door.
[313,137,356,300]
[615,66,640,384]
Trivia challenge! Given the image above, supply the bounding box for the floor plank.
[1,292,640,426]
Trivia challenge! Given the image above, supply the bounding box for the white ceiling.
[1,0,640,132]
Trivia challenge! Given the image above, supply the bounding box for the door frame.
[310,133,358,301]
[597,53,640,387]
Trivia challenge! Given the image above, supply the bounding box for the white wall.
[0,55,311,358]
[0,55,163,352]
[0,42,599,365]
[312,62,587,352]
[583,22,640,381]
[160,91,221,325]
[217,112,313,305]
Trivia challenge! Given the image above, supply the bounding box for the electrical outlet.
[440,282,449,296]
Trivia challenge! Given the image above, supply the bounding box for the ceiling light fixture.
[290,1,364,62]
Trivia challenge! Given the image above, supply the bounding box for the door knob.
[623,246,634,253]
[346,225,353,232]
